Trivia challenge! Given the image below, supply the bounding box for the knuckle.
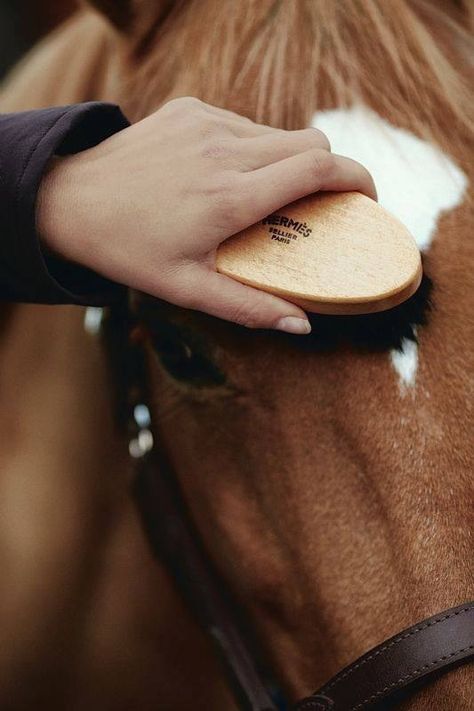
[346,157,374,191]
[213,174,244,226]
[163,96,185,110]
[204,172,239,199]
[230,300,262,329]
[201,172,241,225]
[208,171,242,207]
[161,97,205,130]
[175,95,202,108]
[309,149,335,181]
[197,116,232,141]
[308,127,331,150]
[196,114,217,138]
[230,287,273,329]
[201,137,235,160]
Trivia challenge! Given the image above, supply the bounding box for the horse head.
[99,1,473,708]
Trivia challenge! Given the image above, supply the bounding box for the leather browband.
[294,602,474,710]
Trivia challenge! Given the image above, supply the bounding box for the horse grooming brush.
[216,191,422,315]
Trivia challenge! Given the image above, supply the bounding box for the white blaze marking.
[311,105,468,390]
[390,336,418,390]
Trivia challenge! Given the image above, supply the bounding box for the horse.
[0,1,472,708]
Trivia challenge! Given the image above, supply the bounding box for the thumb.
[182,268,312,334]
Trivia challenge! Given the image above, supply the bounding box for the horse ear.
[84,0,175,33]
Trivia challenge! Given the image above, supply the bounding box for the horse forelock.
[117,0,473,151]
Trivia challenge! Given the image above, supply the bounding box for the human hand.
[37,97,376,334]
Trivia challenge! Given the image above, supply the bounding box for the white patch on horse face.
[311,105,468,390]
[312,105,467,251]
[390,336,418,390]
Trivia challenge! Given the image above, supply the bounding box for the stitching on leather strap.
[295,693,334,709]
[350,643,474,710]
[321,605,474,695]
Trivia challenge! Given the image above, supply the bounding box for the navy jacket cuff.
[0,102,130,305]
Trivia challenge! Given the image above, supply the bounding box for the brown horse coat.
[0,1,472,708]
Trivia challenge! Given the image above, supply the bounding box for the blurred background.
[0,0,75,79]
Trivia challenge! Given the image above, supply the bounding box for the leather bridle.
[294,604,474,710]
[99,298,474,710]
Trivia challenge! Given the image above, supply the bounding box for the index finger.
[234,149,377,228]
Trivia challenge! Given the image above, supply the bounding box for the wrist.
[36,154,88,264]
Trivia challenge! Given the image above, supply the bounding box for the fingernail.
[276,316,312,335]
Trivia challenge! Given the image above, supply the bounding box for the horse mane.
[117,0,473,159]
[2,1,472,151]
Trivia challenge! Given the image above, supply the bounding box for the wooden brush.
[216,191,422,315]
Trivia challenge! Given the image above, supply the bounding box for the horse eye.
[150,328,227,387]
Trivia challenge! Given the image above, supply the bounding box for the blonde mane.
[2,1,472,159]
[115,0,473,158]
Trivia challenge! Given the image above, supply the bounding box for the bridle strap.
[102,305,277,711]
[134,450,277,711]
[294,602,474,710]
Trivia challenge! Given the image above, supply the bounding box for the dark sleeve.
[0,102,131,305]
